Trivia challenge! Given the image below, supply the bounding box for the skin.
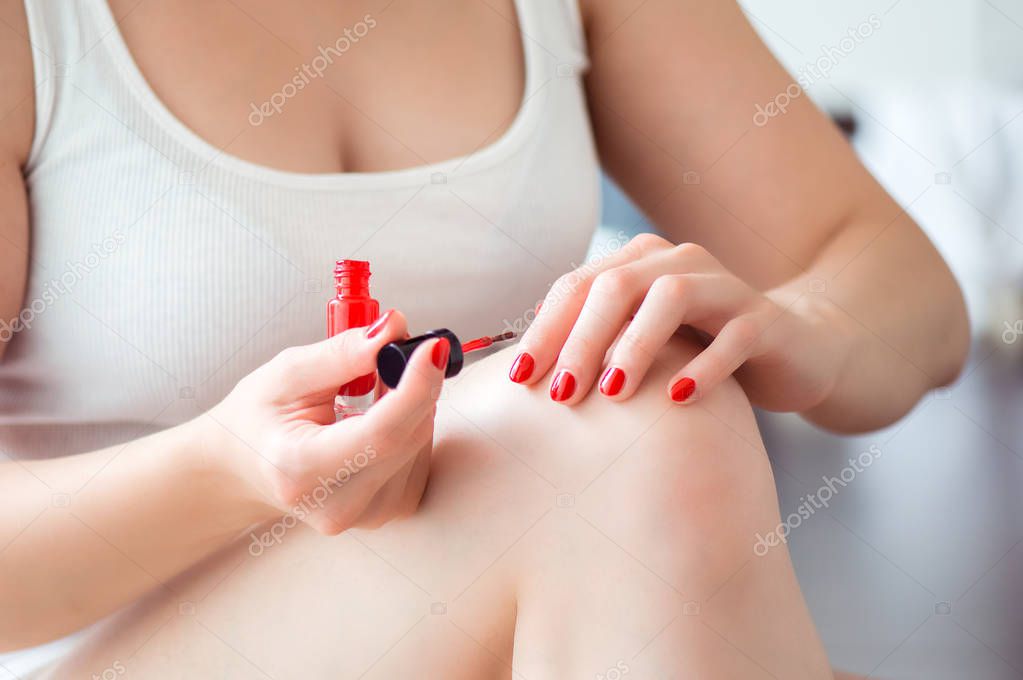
[50,338,832,679]
[523,0,968,432]
[0,0,966,674]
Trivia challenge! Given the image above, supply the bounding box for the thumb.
[266,309,407,401]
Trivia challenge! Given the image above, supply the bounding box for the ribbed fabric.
[0,0,600,461]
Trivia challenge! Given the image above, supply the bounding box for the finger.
[370,337,447,435]
[313,337,446,459]
[548,253,678,404]
[510,233,672,387]
[666,315,763,404]
[380,422,433,511]
[284,437,395,534]
[401,437,433,514]
[311,469,381,534]
[295,411,431,530]
[353,425,433,527]
[267,309,407,401]
[600,273,747,401]
[348,470,412,530]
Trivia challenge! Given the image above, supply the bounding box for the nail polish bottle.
[327,259,380,419]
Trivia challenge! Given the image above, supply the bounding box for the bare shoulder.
[574,0,668,43]
[0,0,35,163]
[0,0,33,359]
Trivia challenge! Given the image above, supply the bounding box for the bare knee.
[443,335,782,591]
[444,338,826,678]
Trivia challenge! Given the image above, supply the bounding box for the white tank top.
[0,0,599,461]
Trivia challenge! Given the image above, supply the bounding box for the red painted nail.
[550,370,576,402]
[365,309,394,339]
[509,352,535,383]
[534,301,543,315]
[670,377,696,403]
[599,366,626,397]
[432,338,450,371]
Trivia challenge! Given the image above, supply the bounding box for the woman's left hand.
[509,233,849,410]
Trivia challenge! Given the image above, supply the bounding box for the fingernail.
[599,366,626,397]
[365,309,394,339]
[509,352,535,383]
[550,370,576,402]
[534,301,543,315]
[670,377,696,403]
[432,338,450,371]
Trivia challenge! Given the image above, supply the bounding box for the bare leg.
[49,336,831,679]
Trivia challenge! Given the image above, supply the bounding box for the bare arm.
[0,8,263,648]
[1,319,442,651]
[0,0,32,363]
[580,0,968,431]
[0,425,267,650]
[0,103,257,644]
[0,5,442,648]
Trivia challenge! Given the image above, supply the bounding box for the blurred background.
[596,0,1023,677]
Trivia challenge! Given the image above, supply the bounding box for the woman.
[0,0,967,677]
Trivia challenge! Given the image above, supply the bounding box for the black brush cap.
[377,328,464,389]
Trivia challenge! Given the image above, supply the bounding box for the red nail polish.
[365,309,394,339]
[432,338,450,371]
[328,260,381,419]
[509,352,535,383]
[670,377,696,403]
[534,301,543,315]
[550,370,576,402]
[599,367,626,397]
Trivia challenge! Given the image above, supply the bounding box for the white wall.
[977,0,1023,85]
[738,0,1023,107]
[733,0,1023,336]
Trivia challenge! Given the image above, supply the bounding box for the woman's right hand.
[202,309,448,535]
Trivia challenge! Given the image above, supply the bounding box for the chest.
[108,0,526,174]
[8,0,601,431]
